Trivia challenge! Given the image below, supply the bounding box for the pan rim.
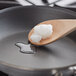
[0,60,76,71]
[0,6,76,17]
[0,6,76,71]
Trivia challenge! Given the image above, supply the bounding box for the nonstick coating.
[0,6,76,70]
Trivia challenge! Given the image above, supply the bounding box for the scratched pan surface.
[0,6,76,70]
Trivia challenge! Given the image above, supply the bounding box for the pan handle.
[51,69,63,76]
[51,66,76,76]
[69,66,76,76]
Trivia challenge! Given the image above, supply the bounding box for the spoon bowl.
[28,19,76,45]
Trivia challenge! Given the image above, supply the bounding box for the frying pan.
[0,6,76,76]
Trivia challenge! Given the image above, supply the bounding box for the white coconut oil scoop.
[28,19,76,46]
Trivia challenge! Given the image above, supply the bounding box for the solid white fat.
[30,34,42,43]
[30,24,53,43]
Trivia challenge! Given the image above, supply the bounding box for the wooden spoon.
[28,19,76,45]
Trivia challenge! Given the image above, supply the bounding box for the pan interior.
[0,6,76,69]
[0,31,76,69]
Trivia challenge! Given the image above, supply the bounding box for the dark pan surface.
[0,6,76,70]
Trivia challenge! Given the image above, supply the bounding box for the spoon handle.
[54,19,76,37]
